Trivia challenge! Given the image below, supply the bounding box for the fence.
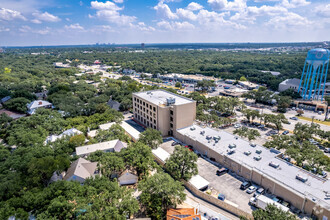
[182,180,254,220]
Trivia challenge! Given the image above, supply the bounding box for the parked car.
[171,142,178,146]
[234,123,241,129]
[246,186,257,194]
[282,130,289,135]
[324,148,330,153]
[217,193,226,201]
[254,187,265,197]
[290,117,298,120]
[216,168,229,176]
[240,181,251,190]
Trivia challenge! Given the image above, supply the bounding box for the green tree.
[69,134,85,147]
[139,128,163,149]
[175,82,182,88]
[4,97,30,113]
[138,172,186,219]
[253,204,297,220]
[240,76,247,81]
[166,145,198,180]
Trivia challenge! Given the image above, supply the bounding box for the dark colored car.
[216,168,229,176]
[240,181,251,190]
[282,130,289,135]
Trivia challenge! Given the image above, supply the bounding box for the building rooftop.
[177,125,330,208]
[280,78,301,87]
[63,158,97,181]
[134,89,195,106]
[76,139,127,156]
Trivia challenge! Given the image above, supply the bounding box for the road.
[184,189,240,220]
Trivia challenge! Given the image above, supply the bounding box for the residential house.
[45,128,83,144]
[27,100,53,115]
[75,139,127,157]
[118,170,138,186]
[166,208,201,220]
[63,158,98,184]
[87,122,116,138]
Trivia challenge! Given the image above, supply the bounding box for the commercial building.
[174,125,330,219]
[132,90,196,136]
[238,81,259,90]
[158,73,217,83]
[278,78,301,92]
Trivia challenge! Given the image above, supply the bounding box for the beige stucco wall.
[157,106,170,136]
[173,101,196,131]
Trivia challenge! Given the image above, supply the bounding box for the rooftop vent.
[269,161,280,168]
[296,174,308,183]
[250,143,256,147]
[146,91,152,95]
[244,151,251,156]
[206,135,212,140]
[38,101,43,105]
[228,149,235,155]
[254,156,262,161]
[200,130,205,135]
[213,135,221,141]
[166,97,176,106]
[228,144,236,149]
[256,149,262,154]
[190,127,196,131]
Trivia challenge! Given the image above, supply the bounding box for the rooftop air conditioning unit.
[256,149,262,154]
[254,156,262,161]
[296,174,308,183]
[244,151,251,156]
[250,143,256,147]
[228,144,236,149]
[190,127,196,131]
[228,149,235,155]
[269,161,280,168]
[200,130,205,135]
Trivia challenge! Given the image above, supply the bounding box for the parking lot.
[197,158,255,213]
[160,138,256,214]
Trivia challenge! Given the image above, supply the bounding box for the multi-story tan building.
[132,90,196,136]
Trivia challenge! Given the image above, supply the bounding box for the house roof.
[188,175,209,190]
[107,99,120,111]
[118,170,138,185]
[45,128,83,144]
[27,100,52,110]
[99,122,116,130]
[63,158,97,181]
[152,147,170,164]
[75,139,127,156]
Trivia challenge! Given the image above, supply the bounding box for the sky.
[0,0,330,46]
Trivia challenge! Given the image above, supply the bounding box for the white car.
[234,123,241,128]
[246,186,257,194]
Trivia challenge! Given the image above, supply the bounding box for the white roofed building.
[27,100,53,115]
[75,139,127,157]
[45,128,83,144]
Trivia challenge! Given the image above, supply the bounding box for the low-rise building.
[166,208,201,220]
[238,81,259,90]
[27,100,53,115]
[158,73,217,83]
[118,170,138,186]
[75,139,127,157]
[278,78,301,92]
[132,90,196,136]
[45,128,83,144]
[174,125,330,219]
[63,158,98,184]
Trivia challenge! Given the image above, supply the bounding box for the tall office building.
[132,90,196,136]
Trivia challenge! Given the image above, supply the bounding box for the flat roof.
[152,147,170,163]
[177,125,330,208]
[120,121,141,141]
[133,89,195,106]
[189,175,209,190]
[76,139,125,156]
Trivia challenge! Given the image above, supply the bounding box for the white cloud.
[0,26,10,32]
[314,4,330,18]
[266,12,310,28]
[157,20,195,30]
[32,11,61,22]
[31,19,42,24]
[186,2,203,11]
[207,0,247,11]
[90,1,136,25]
[0,8,26,21]
[281,0,310,9]
[19,25,51,34]
[65,23,84,30]
[113,0,124,3]
[154,2,178,19]
[176,8,197,20]
[91,1,122,10]
[131,22,155,31]
[19,25,32,32]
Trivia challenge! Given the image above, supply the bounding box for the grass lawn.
[298,116,330,126]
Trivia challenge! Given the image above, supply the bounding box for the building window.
[170,123,173,128]
[150,105,152,110]
[146,104,149,108]
[143,101,145,106]
[153,107,156,111]
[134,97,136,101]
[154,125,156,129]
[170,117,173,122]
[170,110,173,115]
[154,119,156,123]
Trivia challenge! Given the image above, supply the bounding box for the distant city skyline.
[0,0,330,46]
